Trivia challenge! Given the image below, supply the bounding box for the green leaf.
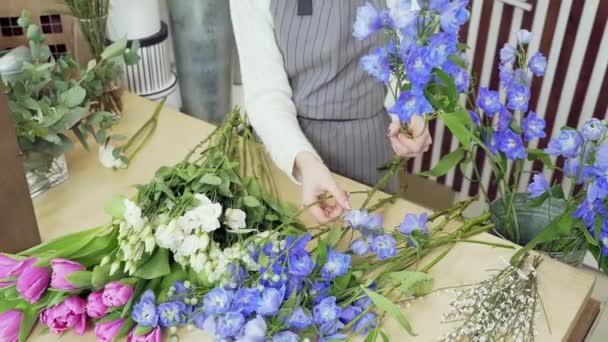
[243,196,261,208]
[511,208,575,264]
[59,85,87,108]
[527,148,554,169]
[418,148,464,177]
[18,226,103,259]
[200,173,222,186]
[324,226,342,247]
[134,325,154,336]
[105,196,126,219]
[26,24,44,43]
[117,317,136,339]
[439,110,473,148]
[434,69,458,106]
[17,10,32,28]
[86,59,97,72]
[387,271,434,297]
[18,307,38,342]
[92,264,111,289]
[333,273,352,294]
[65,271,93,289]
[380,331,390,342]
[362,288,415,336]
[48,107,86,134]
[72,126,90,150]
[101,38,128,60]
[133,248,170,279]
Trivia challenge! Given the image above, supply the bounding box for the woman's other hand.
[387,115,432,158]
[294,151,351,224]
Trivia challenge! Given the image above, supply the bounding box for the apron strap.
[297,0,313,16]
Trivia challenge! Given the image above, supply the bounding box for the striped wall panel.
[414,0,608,200]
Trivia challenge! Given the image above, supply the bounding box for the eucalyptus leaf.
[101,38,128,60]
[48,107,86,134]
[59,86,86,108]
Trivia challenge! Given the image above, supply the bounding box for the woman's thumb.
[328,183,351,210]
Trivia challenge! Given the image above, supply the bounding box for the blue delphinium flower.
[426,33,457,67]
[353,2,385,40]
[506,84,530,112]
[388,0,417,29]
[500,43,517,65]
[495,129,526,160]
[340,305,363,324]
[365,214,384,232]
[352,312,378,335]
[157,301,188,327]
[350,237,370,256]
[527,174,550,198]
[322,248,351,280]
[233,287,260,316]
[361,47,391,84]
[319,333,348,342]
[132,290,158,327]
[599,222,608,256]
[573,200,598,229]
[429,0,450,12]
[564,157,582,181]
[398,212,429,235]
[203,288,234,315]
[499,65,515,88]
[288,250,314,278]
[344,210,370,228]
[476,87,502,115]
[443,60,470,92]
[528,52,547,76]
[388,89,433,123]
[287,307,314,329]
[406,47,432,87]
[256,287,285,316]
[272,331,300,342]
[314,297,342,326]
[586,177,608,202]
[545,129,583,158]
[310,281,331,304]
[497,109,512,131]
[581,118,606,141]
[440,0,470,34]
[469,110,481,127]
[516,29,533,45]
[370,234,396,260]
[521,111,547,141]
[172,281,188,295]
[216,311,246,339]
[239,316,267,341]
[513,68,531,87]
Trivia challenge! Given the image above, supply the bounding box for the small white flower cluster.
[113,199,156,275]
[442,263,540,342]
[98,144,127,169]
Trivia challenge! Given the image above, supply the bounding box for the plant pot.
[23,152,69,198]
[490,192,586,266]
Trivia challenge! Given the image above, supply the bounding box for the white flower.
[179,199,223,234]
[175,235,202,258]
[602,237,608,247]
[224,208,247,230]
[190,253,208,273]
[144,236,156,253]
[123,199,143,228]
[155,219,184,250]
[198,233,210,251]
[98,144,127,169]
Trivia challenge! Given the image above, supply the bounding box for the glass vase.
[23,152,69,198]
[490,192,586,267]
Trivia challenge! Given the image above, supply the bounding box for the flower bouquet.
[0,107,507,342]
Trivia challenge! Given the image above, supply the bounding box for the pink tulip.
[16,259,50,303]
[0,255,36,288]
[127,327,162,342]
[0,310,23,342]
[94,318,125,342]
[102,281,134,308]
[86,290,109,318]
[50,259,85,290]
[40,296,88,336]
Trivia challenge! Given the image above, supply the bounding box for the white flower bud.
[110,261,120,275]
[190,297,198,305]
[184,280,191,288]
[169,327,177,335]
[144,236,156,253]
[100,256,111,266]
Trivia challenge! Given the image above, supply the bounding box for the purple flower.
[49,259,85,290]
[102,281,134,308]
[426,33,457,67]
[497,109,512,131]
[528,52,547,76]
[321,249,351,281]
[344,210,371,229]
[287,307,313,329]
[545,129,583,158]
[288,250,314,278]
[514,68,531,86]
[172,281,188,295]
[94,318,125,342]
[353,313,378,335]
[132,290,158,327]
[469,110,481,127]
[440,0,470,34]
[314,297,342,325]
[16,259,50,304]
[350,238,370,256]
[388,89,433,124]
[240,316,267,341]
[574,200,598,229]
[310,281,330,303]
[500,43,517,65]
[495,129,526,160]
[521,111,547,141]
[388,0,417,29]
[361,47,390,83]
[272,331,300,342]
[506,84,530,112]
[0,310,22,342]
[516,29,533,45]
[203,288,234,315]
[370,234,396,260]
[86,290,108,319]
[217,311,245,339]
[340,305,363,324]
[527,174,550,198]
[581,118,606,141]
[406,47,432,87]
[157,301,187,327]
[232,287,260,316]
[256,286,285,316]
[443,60,470,92]
[398,212,429,235]
[587,177,608,202]
[476,87,502,115]
[499,64,515,89]
[564,157,582,181]
[353,2,385,40]
[429,0,450,12]
[365,214,384,231]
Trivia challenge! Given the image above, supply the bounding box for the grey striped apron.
[270,0,397,191]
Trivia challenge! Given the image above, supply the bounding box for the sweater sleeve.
[229,0,321,183]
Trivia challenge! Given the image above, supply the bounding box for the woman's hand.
[294,151,351,224]
[388,115,432,158]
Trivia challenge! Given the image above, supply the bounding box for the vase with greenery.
[1,10,139,197]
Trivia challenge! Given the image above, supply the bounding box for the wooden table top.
[30,92,596,341]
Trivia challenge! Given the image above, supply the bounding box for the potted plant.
[1,10,138,197]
